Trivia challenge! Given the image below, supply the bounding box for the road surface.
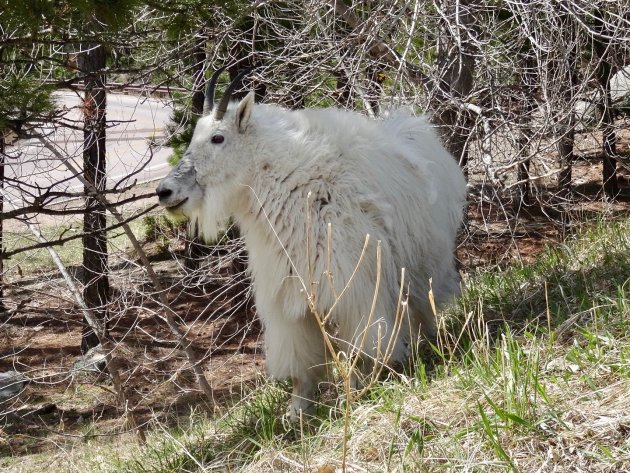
[4,91,174,206]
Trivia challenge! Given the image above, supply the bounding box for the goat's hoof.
[285,402,315,425]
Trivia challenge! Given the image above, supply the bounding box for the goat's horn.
[215,67,254,120]
[203,65,228,116]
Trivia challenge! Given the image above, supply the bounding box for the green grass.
[7,217,630,472]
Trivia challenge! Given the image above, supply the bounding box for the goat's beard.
[188,186,231,243]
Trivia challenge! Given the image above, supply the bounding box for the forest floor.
[2,138,630,468]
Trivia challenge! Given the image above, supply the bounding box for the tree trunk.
[593,11,619,200]
[366,63,386,115]
[557,127,575,196]
[517,54,537,206]
[431,0,477,169]
[552,9,579,198]
[0,135,5,314]
[335,71,353,108]
[191,35,207,116]
[601,103,618,200]
[516,142,532,204]
[78,44,109,353]
[185,36,210,272]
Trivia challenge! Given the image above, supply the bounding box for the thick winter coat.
[156,78,467,418]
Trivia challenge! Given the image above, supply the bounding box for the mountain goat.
[156,68,467,419]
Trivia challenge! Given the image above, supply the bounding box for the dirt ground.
[2,142,630,461]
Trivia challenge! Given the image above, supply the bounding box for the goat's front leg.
[262,312,327,422]
[289,376,318,420]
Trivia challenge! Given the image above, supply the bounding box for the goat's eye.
[211,134,224,144]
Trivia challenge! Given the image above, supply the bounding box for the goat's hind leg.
[263,313,328,421]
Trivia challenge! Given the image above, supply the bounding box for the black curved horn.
[215,67,254,120]
[203,65,228,116]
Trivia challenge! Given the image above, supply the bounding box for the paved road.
[4,91,174,206]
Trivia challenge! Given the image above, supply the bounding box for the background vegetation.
[1,1,629,471]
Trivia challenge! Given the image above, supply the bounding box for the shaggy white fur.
[156,91,467,418]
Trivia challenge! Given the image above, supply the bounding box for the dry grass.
[3,217,630,472]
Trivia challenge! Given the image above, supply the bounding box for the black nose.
[156,186,172,200]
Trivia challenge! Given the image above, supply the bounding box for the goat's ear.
[235,91,255,132]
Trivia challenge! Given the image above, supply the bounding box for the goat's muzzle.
[155,181,188,212]
[156,184,172,201]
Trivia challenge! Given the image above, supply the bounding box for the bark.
[517,135,532,204]
[552,9,579,197]
[601,99,618,200]
[335,70,354,108]
[593,12,619,200]
[191,34,207,116]
[0,135,4,314]
[185,36,211,272]
[366,63,386,115]
[0,42,5,314]
[557,127,575,196]
[430,0,477,168]
[517,54,537,206]
[78,44,109,353]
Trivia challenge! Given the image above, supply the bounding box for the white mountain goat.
[156,68,467,418]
